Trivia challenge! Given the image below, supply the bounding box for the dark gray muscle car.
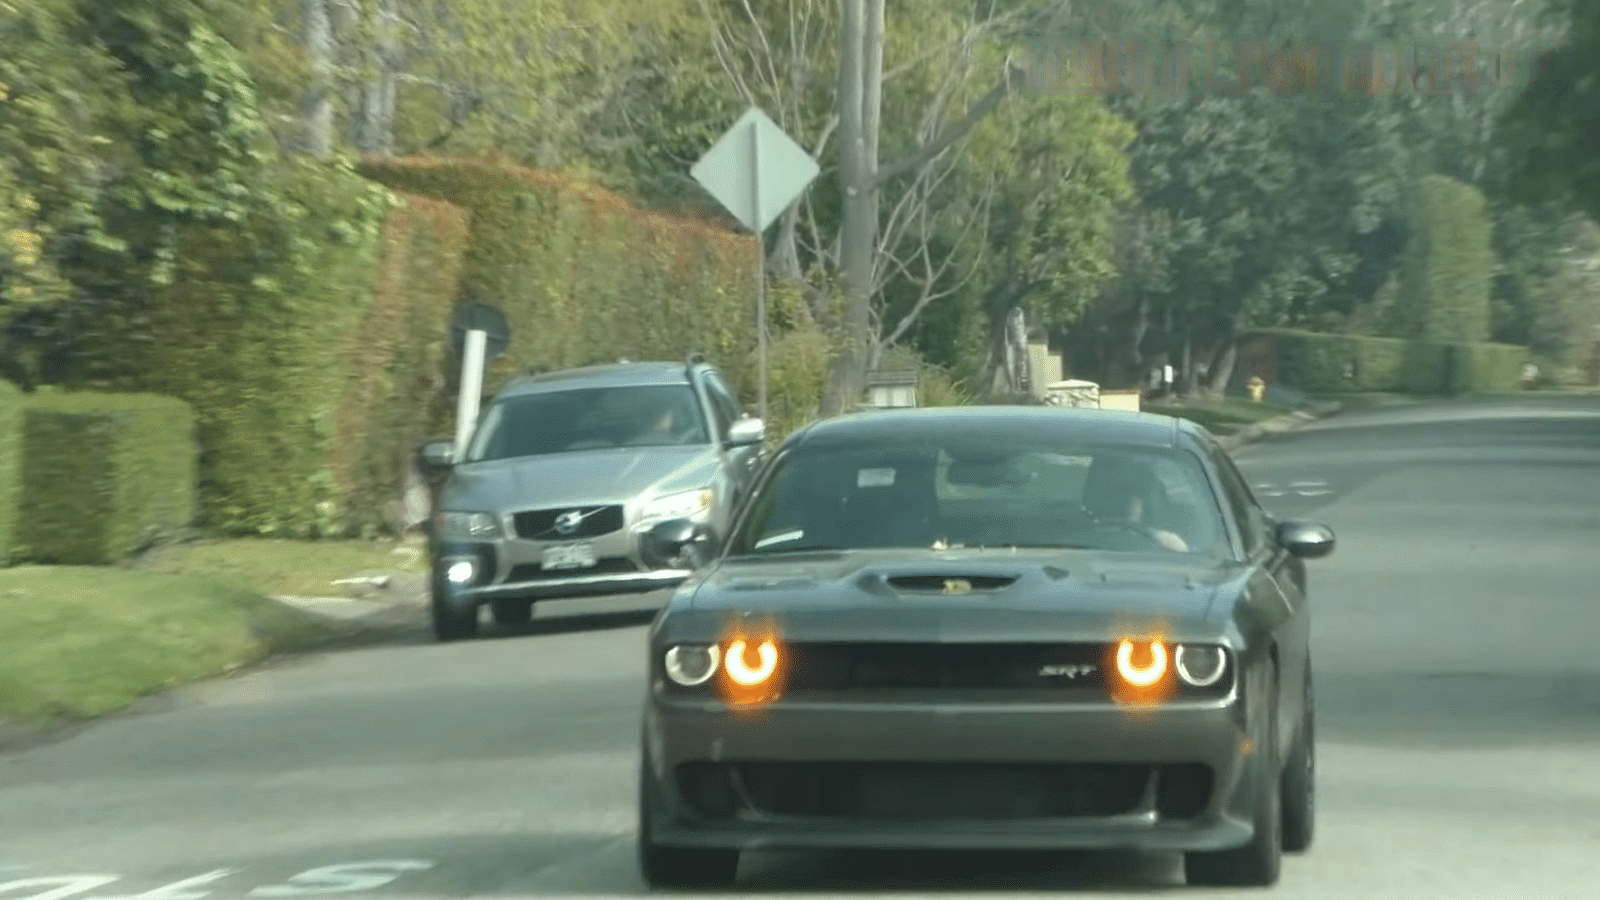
[637,405,1335,889]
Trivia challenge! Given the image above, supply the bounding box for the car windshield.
[463,384,709,462]
[731,437,1229,558]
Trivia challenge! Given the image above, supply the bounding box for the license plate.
[542,542,597,570]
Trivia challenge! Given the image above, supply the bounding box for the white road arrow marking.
[84,870,235,900]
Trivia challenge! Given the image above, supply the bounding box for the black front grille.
[506,558,638,582]
[513,505,624,540]
[784,642,1109,692]
[677,761,1159,820]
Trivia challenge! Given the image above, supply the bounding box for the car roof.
[496,361,701,398]
[787,405,1208,451]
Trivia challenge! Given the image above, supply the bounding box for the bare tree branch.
[872,61,1020,190]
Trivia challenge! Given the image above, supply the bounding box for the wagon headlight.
[664,644,721,686]
[435,511,501,540]
[642,488,714,523]
[1175,644,1228,687]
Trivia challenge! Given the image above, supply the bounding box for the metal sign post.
[447,301,510,460]
[691,107,820,425]
[453,329,488,456]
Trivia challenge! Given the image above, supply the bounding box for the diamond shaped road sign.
[691,106,820,235]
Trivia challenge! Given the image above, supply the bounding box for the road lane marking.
[0,863,435,900]
[85,871,236,900]
[0,877,120,900]
[249,862,435,897]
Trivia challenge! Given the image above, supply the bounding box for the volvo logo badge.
[553,509,584,535]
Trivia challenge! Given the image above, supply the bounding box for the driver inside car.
[1080,454,1190,552]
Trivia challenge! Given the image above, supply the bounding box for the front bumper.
[431,518,697,603]
[642,692,1265,853]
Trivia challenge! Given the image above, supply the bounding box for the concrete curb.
[1215,400,1344,452]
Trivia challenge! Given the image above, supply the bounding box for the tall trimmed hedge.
[1245,329,1526,394]
[0,380,21,564]
[1393,175,1494,344]
[17,392,196,565]
[109,158,396,537]
[330,192,470,536]
[356,155,761,396]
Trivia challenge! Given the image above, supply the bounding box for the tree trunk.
[1180,332,1198,396]
[1207,340,1238,396]
[298,0,335,159]
[819,0,882,417]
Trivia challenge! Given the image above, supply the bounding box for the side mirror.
[418,439,455,471]
[644,518,720,570]
[1276,520,1335,559]
[725,417,765,447]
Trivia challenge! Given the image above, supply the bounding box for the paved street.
[3,396,1600,899]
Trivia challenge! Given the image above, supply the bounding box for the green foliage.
[16,392,196,565]
[1248,328,1527,394]
[331,191,470,536]
[1392,175,1494,343]
[110,158,393,538]
[1493,0,1600,223]
[358,155,762,396]
[0,380,21,564]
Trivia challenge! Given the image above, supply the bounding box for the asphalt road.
[3,396,1600,899]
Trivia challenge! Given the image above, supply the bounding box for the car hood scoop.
[883,574,1018,593]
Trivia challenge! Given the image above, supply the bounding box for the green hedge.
[329,191,469,536]
[106,158,395,537]
[356,155,763,398]
[1248,328,1526,394]
[17,392,197,565]
[1393,174,1494,343]
[0,380,21,564]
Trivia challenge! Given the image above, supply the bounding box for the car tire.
[1185,660,1283,887]
[490,598,534,628]
[1280,661,1315,853]
[637,752,739,889]
[430,590,479,642]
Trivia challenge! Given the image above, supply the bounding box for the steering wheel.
[1089,516,1165,550]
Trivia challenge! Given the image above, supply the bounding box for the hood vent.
[886,574,1018,593]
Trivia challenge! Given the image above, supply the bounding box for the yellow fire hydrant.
[1247,375,1266,403]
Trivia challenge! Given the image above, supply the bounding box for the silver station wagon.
[417,356,765,640]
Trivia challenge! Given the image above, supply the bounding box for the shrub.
[17,392,197,565]
[1448,341,1524,392]
[1244,328,1527,394]
[0,380,21,564]
[1393,175,1494,343]
[356,155,762,398]
[109,158,395,537]
[329,192,470,536]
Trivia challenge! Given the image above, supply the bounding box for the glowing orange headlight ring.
[725,639,779,686]
[1116,639,1168,686]
[716,620,787,708]
[1105,637,1177,707]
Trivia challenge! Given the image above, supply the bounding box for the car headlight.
[664,644,721,686]
[1115,639,1169,687]
[1174,644,1228,687]
[435,511,502,540]
[642,488,713,522]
